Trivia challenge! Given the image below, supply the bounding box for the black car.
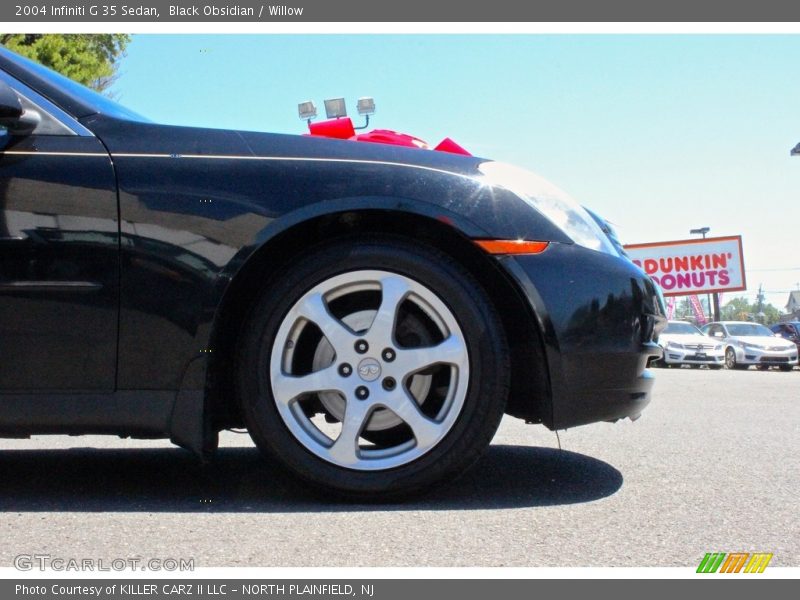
[770,322,800,364]
[0,47,664,496]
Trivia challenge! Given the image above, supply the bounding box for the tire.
[779,365,793,372]
[756,365,770,371]
[689,364,701,369]
[236,238,510,498]
[725,347,748,370]
[709,365,723,370]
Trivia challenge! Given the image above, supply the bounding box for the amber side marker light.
[474,240,549,255]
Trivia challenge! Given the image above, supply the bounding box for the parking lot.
[0,367,797,568]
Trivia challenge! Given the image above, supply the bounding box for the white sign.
[624,236,746,297]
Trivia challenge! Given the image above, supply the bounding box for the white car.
[701,321,799,371]
[656,320,725,369]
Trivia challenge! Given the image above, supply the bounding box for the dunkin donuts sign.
[623,236,746,297]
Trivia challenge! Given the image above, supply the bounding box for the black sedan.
[0,46,664,497]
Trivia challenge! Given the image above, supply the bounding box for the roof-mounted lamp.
[297,100,317,125]
[299,96,376,129]
[324,98,347,119]
[354,97,375,130]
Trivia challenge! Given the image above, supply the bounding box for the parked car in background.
[770,322,800,367]
[655,320,724,369]
[701,322,798,371]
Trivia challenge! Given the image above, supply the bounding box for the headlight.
[478,161,618,256]
[714,345,723,351]
[741,342,763,350]
[666,341,683,349]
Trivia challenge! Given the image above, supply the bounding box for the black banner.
[3,579,796,600]
[3,0,800,22]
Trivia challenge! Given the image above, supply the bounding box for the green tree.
[721,296,782,325]
[0,34,130,94]
[722,297,753,321]
[760,304,782,326]
[674,297,693,320]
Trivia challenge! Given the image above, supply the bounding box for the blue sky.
[110,35,800,310]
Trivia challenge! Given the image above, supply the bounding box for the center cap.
[357,357,382,382]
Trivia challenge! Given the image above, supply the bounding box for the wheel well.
[205,210,551,430]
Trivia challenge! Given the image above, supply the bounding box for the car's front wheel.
[725,347,748,370]
[236,238,510,497]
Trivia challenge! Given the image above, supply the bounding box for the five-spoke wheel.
[269,270,469,471]
[237,239,509,497]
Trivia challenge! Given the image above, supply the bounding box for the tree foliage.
[0,34,130,94]
[671,294,782,325]
[721,296,781,325]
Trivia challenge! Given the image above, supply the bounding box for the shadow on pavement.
[0,444,622,512]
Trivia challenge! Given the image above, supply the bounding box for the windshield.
[726,323,775,337]
[664,322,704,336]
[2,47,149,122]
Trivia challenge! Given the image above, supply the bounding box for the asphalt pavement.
[0,367,797,567]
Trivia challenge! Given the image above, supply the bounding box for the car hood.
[660,334,715,344]
[83,115,488,178]
[729,335,794,348]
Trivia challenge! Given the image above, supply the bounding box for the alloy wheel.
[725,347,737,369]
[269,270,469,471]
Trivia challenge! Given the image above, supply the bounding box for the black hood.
[83,113,488,178]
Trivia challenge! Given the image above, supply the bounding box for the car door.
[0,73,118,391]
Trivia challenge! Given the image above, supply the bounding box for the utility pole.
[690,226,719,322]
[755,284,766,323]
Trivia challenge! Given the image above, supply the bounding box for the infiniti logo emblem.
[357,358,382,382]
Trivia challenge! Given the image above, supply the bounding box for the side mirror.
[0,80,22,121]
[0,80,40,136]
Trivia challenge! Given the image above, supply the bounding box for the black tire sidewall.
[236,237,510,497]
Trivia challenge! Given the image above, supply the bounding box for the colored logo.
[697,552,773,573]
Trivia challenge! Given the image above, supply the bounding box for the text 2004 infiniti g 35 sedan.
[0,47,665,496]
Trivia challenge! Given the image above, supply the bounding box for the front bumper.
[499,242,665,429]
[733,345,798,366]
[662,345,725,366]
